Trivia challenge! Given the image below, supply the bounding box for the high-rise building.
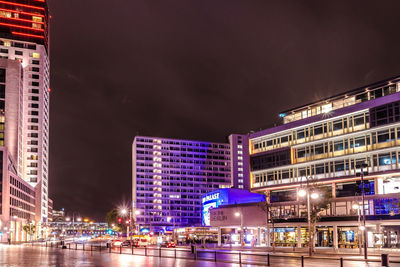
[0,0,50,223]
[132,136,232,231]
[0,58,38,242]
[0,0,50,242]
[229,134,250,190]
[248,76,400,249]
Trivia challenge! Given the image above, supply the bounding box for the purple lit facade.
[229,134,250,190]
[132,136,232,231]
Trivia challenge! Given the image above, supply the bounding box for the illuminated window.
[322,103,332,113]
[0,11,12,18]
[32,16,42,22]
[3,41,10,47]
[32,52,40,58]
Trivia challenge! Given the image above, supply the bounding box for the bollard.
[340,257,343,267]
[174,249,177,258]
[68,243,70,250]
[119,245,122,254]
[301,256,304,267]
[75,243,77,250]
[145,246,147,256]
[99,245,101,253]
[381,254,389,267]
[131,246,134,255]
[83,243,85,251]
[91,245,93,252]
[214,251,217,262]
[109,245,111,253]
[239,252,241,264]
[46,242,47,247]
[194,246,197,260]
[267,254,270,266]
[159,248,161,257]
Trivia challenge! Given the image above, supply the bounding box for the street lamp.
[120,209,127,216]
[119,207,131,240]
[356,162,369,260]
[235,210,244,247]
[352,203,362,255]
[298,180,320,256]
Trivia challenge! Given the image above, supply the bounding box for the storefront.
[337,226,360,248]
[272,227,298,247]
[315,227,334,247]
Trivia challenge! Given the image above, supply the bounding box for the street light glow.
[298,188,307,197]
[359,226,366,231]
[135,210,141,215]
[352,203,360,210]
[120,209,127,215]
[65,217,71,222]
[77,217,82,222]
[235,212,240,217]
[310,192,319,199]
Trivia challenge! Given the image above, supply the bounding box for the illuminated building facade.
[0,0,50,242]
[132,136,232,231]
[249,76,400,249]
[0,59,38,242]
[0,0,50,223]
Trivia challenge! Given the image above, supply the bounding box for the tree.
[22,224,36,237]
[302,184,332,254]
[105,209,127,232]
[262,191,276,252]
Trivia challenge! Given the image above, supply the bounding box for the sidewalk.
[179,244,400,258]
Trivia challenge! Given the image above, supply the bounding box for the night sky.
[47,0,400,220]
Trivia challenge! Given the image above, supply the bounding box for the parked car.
[160,241,176,248]
[122,240,135,247]
[111,240,122,247]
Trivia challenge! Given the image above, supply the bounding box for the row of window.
[295,126,400,162]
[252,112,368,153]
[253,150,400,187]
[136,138,230,149]
[283,84,398,124]
[10,176,35,196]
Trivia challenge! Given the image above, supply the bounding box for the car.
[112,240,122,247]
[160,241,176,248]
[122,240,134,247]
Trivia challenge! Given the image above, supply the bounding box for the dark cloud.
[47,0,400,220]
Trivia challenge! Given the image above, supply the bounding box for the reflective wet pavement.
[1,244,400,267]
[0,245,240,267]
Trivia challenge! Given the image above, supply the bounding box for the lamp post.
[235,210,244,247]
[120,208,131,240]
[298,181,320,256]
[352,203,362,255]
[356,162,368,260]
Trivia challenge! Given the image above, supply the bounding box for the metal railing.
[23,240,400,266]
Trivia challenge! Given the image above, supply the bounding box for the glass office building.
[249,76,400,249]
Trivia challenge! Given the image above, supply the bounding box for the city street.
[1,244,400,267]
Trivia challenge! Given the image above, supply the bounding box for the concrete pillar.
[376,224,381,233]
[217,227,222,247]
[333,225,338,251]
[297,226,302,248]
[257,228,261,246]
